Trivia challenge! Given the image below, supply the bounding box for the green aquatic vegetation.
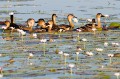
[109,22,120,28]
[31,66,46,70]
[55,49,59,54]
[93,72,110,79]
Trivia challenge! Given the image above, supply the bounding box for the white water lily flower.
[76,52,79,55]
[40,39,47,43]
[21,30,26,36]
[108,54,114,57]
[29,62,33,65]
[104,42,108,47]
[2,26,7,29]
[68,63,75,68]
[76,29,81,32]
[33,33,37,38]
[58,51,63,55]
[29,53,34,57]
[17,29,26,36]
[64,53,69,56]
[86,18,92,22]
[104,14,109,18]
[114,73,120,76]
[73,18,78,23]
[92,28,97,31]
[0,74,3,78]
[0,54,2,57]
[86,51,94,56]
[82,38,87,42]
[96,48,103,52]
[112,42,119,46]
[101,65,104,68]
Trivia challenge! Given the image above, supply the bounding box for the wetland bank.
[0,0,120,79]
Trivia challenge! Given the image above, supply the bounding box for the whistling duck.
[49,14,58,30]
[35,19,52,32]
[77,18,97,32]
[76,13,107,32]
[20,18,35,33]
[57,14,77,31]
[2,12,35,33]
[2,12,20,31]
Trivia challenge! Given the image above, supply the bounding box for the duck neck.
[10,15,14,24]
[68,18,74,29]
[52,16,57,25]
[97,18,101,28]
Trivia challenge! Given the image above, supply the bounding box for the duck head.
[4,21,10,29]
[52,14,57,18]
[67,14,77,20]
[52,14,57,25]
[27,18,35,28]
[96,13,107,18]
[36,19,46,26]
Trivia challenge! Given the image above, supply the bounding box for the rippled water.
[0,0,120,23]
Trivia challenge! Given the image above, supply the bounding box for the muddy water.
[0,0,120,79]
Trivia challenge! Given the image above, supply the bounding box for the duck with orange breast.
[76,13,109,32]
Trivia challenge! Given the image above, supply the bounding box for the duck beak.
[74,16,77,18]
[35,21,38,23]
[101,14,106,17]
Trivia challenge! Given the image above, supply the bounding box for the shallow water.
[0,31,120,79]
[0,0,120,79]
[0,0,120,23]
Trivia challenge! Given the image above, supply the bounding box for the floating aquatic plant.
[40,39,47,56]
[114,73,120,79]
[63,53,69,67]
[75,52,79,61]
[108,54,114,64]
[68,63,75,75]
[109,22,120,28]
[82,38,87,49]
[58,51,63,60]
